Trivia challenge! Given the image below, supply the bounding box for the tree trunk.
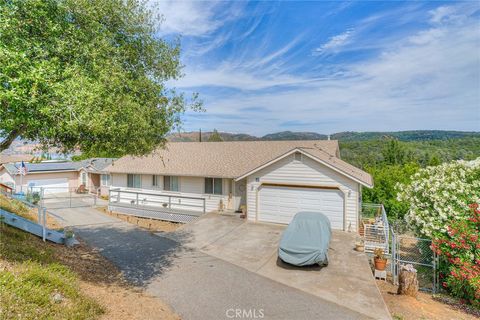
[0,126,25,152]
[398,265,419,297]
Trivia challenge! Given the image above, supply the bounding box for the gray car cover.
[278,212,331,266]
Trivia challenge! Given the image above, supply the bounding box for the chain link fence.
[25,187,97,209]
[390,221,439,293]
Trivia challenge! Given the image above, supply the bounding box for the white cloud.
[176,66,318,90]
[429,6,456,24]
[178,4,479,135]
[314,29,354,54]
[152,1,241,36]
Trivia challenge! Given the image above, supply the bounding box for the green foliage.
[207,129,223,142]
[397,159,480,237]
[333,130,480,141]
[26,192,41,205]
[340,137,480,219]
[362,163,419,219]
[431,205,480,308]
[0,0,201,156]
[381,139,410,165]
[340,137,480,168]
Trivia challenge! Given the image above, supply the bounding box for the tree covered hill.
[331,130,480,141]
[167,130,480,142]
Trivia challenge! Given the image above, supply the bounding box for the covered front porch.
[107,186,245,223]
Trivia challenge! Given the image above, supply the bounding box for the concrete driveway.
[159,213,391,320]
[50,207,390,319]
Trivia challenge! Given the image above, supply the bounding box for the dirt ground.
[99,207,182,232]
[52,238,180,320]
[377,280,479,320]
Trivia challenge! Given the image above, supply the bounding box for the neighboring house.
[0,158,114,196]
[0,182,13,194]
[79,158,115,196]
[106,141,373,232]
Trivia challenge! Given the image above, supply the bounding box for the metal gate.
[27,187,97,209]
[391,231,439,293]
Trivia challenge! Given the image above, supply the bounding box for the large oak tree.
[0,0,200,156]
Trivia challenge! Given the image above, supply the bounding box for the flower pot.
[374,257,387,271]
[355,243,365,252]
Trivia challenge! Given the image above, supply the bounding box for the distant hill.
[168,130,480,142]
[168,131,257,142]
[262,131,328,141]
[331,130,480,141]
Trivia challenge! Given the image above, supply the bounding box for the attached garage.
[238,148,374,232]
[27,178,69,193]
[258,185,344,229]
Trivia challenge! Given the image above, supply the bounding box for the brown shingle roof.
[106,140,373,187]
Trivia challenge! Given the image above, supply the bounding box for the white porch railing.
[108,187,206,214]
[360,203,389,254]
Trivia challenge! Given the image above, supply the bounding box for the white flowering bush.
[397,158,480,237]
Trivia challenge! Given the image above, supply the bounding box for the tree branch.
[0,126,25,152]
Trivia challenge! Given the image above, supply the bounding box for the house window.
[205,178,222,195]
[81,172,87,185]
[101,174,110,186]
[127,174,141,188]
[163,176,179,191]
[152,175,160,187]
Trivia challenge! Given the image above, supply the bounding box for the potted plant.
[355,240,365,252]
[64,228,76,247]
[373,248,387,270]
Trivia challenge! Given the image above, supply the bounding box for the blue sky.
[155,1,480,135]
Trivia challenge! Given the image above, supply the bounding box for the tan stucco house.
[0,158,114,196]
[106,141,373,232]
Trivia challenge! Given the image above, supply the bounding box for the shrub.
[431,204,480,307]
[397,158,480,237]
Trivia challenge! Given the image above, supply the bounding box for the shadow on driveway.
[74,223,194,287]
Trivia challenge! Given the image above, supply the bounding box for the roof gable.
[235,148,373,187]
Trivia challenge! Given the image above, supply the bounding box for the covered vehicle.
[278,211,332,266]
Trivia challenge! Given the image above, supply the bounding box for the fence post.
[42,207,46,242]
[40,187,44,208]
[69,190,72,208]
[37,206,42,224]
[136,192,139,206]
[94,195,97,207]
[168,196,171,209]
[203,198,206,214]
[391,229,397,285]
[433,251,438,293]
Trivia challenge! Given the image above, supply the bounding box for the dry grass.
[0,194,62,230]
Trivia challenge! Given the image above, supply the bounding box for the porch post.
[232,179,236,211]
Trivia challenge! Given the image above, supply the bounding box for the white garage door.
[28,178,69,194]
[258,185,344,229]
